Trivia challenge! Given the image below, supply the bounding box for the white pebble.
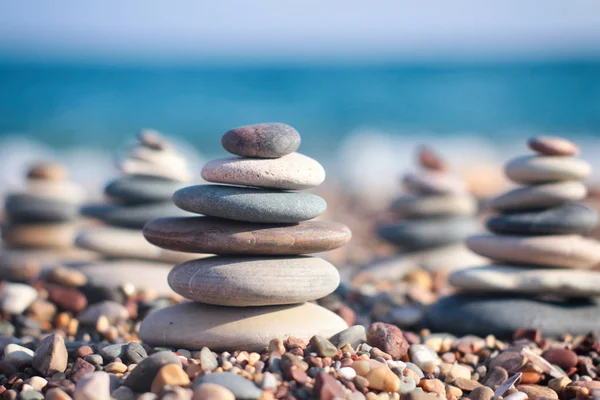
[408,345,438,374]
[262,372,277,390]
[4,344,34,368]
[339,367,357,380]
[74,371,110,400]
[1,283,38,314]
[503,392,529,400]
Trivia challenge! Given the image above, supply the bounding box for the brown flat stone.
[143,217,351,255]
[528,136,579,156]
[516,384,558,399]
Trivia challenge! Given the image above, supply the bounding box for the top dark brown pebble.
[221,123,301,158]
[26,162,67,181]
[528,136,579,156]
[541,348,578,370]
[143,216,351,255]
[417,146,447,171]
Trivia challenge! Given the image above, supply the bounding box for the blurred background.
[0,0,599,202]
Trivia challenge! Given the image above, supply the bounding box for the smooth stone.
[528,136,579,156]
[402,171,468,195]
[99,202,193,229]
[143,217,351,255]
[505,155,591,184]
[466,234,600,269]
[329,325,367,349]
[194,372,263,399]
[390,194,477,218]
[486,202,597,235]
[407,243,489,272]
[425,294,600,338]
[124,351,182,392]
[449,265,600,297]
[2,223,76,249]
[80,204,119,221]
[27,163,68,181]
[118,143,191,183]
[0,249,99,279]
[489,181,587,212]
[78,301,129,325]
[4,344,34,368]
[74,371,110,400]
[377,217,477,251]
[5,195,78,223]
[168,256,340,306]
[75,261,176,296]
[201,152,325,190]
[173,184,327,223]
[22,180,86,204]
[32,334,68,376]
[193,383,235,400]
[221,123,301,158]
[104,175,184,205]
[139,302,348,351]
[1,283,38,314]
[75,227,205,263]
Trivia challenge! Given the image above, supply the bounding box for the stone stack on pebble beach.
[0,162,96,281]
[376,146,483,271]
[427,136,600,337]
[140,122,351,350]
[75,131,203,295]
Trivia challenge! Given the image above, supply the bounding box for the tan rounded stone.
[151,364,190,394]
[390,194,477,218]
[489,181,587,212]
[193,383,235,400]
[528,136,579,156]
[143,217,351,255]
[505,155,591,184]
[168,256,340,306]
[201,152,325,190]
[24,180,86,204]
[466,234,600,269]
[27,163,68,181]
[139,302,348,351]
[2,223,76,249]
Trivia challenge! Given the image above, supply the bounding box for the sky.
[1,0,600,63]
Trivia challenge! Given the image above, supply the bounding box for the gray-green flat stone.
[100,202,193,229]
[104,175,184,205]
[173,184,326,223]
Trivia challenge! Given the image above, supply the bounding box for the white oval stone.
[1,283,38,314]
[4,344,34,368]
[139,302,348,351]
[201,152,325,190]
[466,234,600,269]
[505,155,591,184]
[489,181,587,212]
[168,256,340,306]
[450,265,600,297]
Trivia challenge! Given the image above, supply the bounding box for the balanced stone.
[201,152,325,190]
[390,194,477,218]
[528,136,579,156]
[402,172,468,195]
[221,123,301,158]
[99,202,193,229]
[4,195,78,223]
[173,184,327,223]
[27,162,67,181]
[488,181,587,212]
[23,180,86,204]
[486,202,597,235]
[104,176,185,205]
[143,217,351,255]
[2,223,75,249]
[167,256,340,306]
[505,155,591,184]
[425,294,600,338]
[449,265,600,297]
[466,234,600,269]
[139,301,348,351]
[377,217,477,252]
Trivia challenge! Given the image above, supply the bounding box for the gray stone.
[5,195,78,223]
[486,202,597,235]
[18,391,44,400]
[173,184,327,223]
[124,342,147,364]
[328,325,366,349]
[425,294,600,338]
[32,334,68,376]
[104,175,184,205]
[99,344,126,362]
[194,372,263,399]
[78,301,129,325]
[489,181,587,212]
[199,347,218,371]
[221,123,300,158]
[124,351,182,392]
[100,202,193,229]
[74,371,110,400]
[390,194,477,218]
[505,155,591,184]
[377,216,477,251]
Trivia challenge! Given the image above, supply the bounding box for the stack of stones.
[140,123,351,350]
[376,146,483,271]
[75,131,203,295]
[0,163,96,281]
[427,136,600,337]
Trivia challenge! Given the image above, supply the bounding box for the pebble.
[18,391,44,400]
[78,301,129,325]
[49,267,88,287]
[403,171,468,195]
[505,155,591,183]
[111,387,135,400]
[528,136,579,156]
[417,146,447,171]
[314,371,346,400]
[4,195,78,223]
[366,323,409,359]
[426,294,600,337]
[124,342,148,364]
[481,366,509,389]
[502,392,528,400]
[73,371,110,400]
[47,285,87,313]
[32,334,68,376]
[486,202,597,235]
[99,343,126,362]
[45,388,72,400]
[200,347,218,371]
[4,343,34,368]
[390,194,477,218]
[364,364,400,391]
[466,234,600,269]
[167,256,340,306]
[489,352,526,373]
[516,384,559,399]
[489,180,587,211]
[408,345,438,374]
[173,184,327,223]
[202,152,325,190]
[2,222,76,249]
[468,386,494,400]
[151,364,190,394]
[124,351,182,392]
[221,123,301,158]
[339,366,357,380]
[143,217,351,255]
[104,175,185,204]
[192,383,235,400]
[1,283,38,314]
[139,302,347,351]
[70,358,96,382]
[27,162,67,181]
[541,348,579,370]
[194,372,263,400]
[26,376,48,391]
[99,201,192,229]
[328,325,366,349]
[448,265,600,297]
